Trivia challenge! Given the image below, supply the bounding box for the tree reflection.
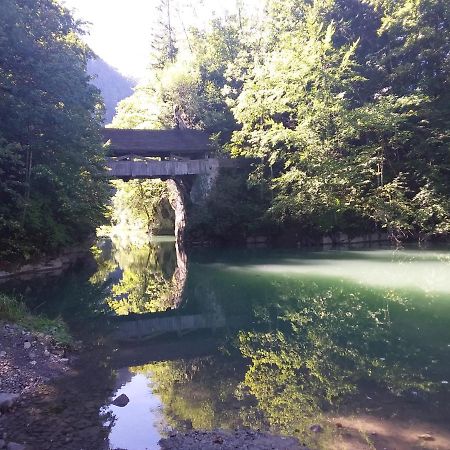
[236,278,450,440]
[130,357,248,431]
[90,237,187,314]
[126,267,450,447]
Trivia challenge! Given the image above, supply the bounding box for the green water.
[4,240,450,449]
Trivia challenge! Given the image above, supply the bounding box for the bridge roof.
[103,128,212,157]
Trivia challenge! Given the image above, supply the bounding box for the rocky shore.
[0,322,74,450]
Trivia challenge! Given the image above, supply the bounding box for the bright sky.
[62,0,261,80]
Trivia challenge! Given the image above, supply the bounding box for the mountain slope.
[88,58,136,124]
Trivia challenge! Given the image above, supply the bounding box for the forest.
[1,0,449,262]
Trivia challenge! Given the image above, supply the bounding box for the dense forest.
[0,0,108,262]
[0,0,449,263]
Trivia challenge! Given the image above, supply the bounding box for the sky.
[62,0,261,80]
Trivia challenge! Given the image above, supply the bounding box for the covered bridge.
[102,128,223,179]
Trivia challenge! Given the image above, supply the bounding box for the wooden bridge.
[103,128,234,179]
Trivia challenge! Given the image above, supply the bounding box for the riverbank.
[0,246,92,283]
[159,430,310,449]
[0,295,76,449]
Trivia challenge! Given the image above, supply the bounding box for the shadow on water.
[1,241,450,449]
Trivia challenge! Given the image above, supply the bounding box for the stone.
[0,393,19,412]
[6,443,26,450]
[28,351,36,359]
[23,341,31,350]
[112,394,129,407]
[0,351,6,358]
[418,434,435,441]
[310,424,323,433]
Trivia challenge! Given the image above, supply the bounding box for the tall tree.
[151,0,178,70]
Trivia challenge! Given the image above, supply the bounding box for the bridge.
[103,128,234,179]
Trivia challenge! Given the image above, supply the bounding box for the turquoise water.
[4,240,450,449]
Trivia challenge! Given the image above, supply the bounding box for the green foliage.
[187,170,272,243]
[113,15,245,137]
[0,0,108,261]
[107,179,173,237]
[230,0,450,240]
[0,293,72,345]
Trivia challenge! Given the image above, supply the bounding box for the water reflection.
[103,369,166,450]
[91,236,187,315]
[5,243,450,449]
[104,246,450,449]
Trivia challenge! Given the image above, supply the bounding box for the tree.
[0,0,108,261]
[151,0,178,70]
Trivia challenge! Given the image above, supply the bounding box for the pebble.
[23,342,31,350]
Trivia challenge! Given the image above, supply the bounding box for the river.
[3,238,450,450]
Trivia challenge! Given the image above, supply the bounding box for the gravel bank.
[159,429,311,450]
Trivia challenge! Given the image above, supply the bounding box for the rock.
[0,351,6,358]
[418,434,435,441]
[43,350,50,357]
[23,341,31,350]
[0,393,19,412]
[28,351,36,359]
[112,394,129,407]
[7,443,26,450]
[310,424,323,433]
[30,360,37,366]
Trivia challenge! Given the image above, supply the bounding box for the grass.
[0,293,73,346]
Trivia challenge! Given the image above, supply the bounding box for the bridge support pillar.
[167,179,188,244]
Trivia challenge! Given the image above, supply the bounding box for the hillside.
[87,58,136,124]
